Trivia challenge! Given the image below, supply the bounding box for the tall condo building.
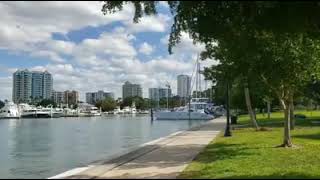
[149,88,172,101]
[12,69,53,103]
[51,90,64,105]
[64,90,79,105]
[122,81,142,99]
[32,71,53,100]
[177,74,191,98]
[12,69,32,103]
[86,90,115,105]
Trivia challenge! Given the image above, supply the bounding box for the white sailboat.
[155,56,218,120]
[155,98,215,120]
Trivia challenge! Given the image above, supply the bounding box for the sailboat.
[155,56,216,120]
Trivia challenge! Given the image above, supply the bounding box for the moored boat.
[0,101,20,119]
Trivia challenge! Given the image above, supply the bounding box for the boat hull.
[0,116,20,119]
[21,113,51,118]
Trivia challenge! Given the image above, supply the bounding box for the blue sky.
[0,1,214,101]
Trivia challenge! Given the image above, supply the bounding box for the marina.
[0,115,209,179]
[0,101,148,119]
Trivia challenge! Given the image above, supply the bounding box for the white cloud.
[0,1,134,62]
[158,1,170,9]
[0,77,12,101]
[139,42,154,55]
[0,2,217,101]
[124,13,170,33]
[30,50,65,63]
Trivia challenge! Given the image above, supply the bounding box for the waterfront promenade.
[50,116,225,179]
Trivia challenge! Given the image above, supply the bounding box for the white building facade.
[177,74,191,98]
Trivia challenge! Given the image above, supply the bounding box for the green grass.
[179,111,320,179]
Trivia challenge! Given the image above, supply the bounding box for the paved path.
[54,117,226,179]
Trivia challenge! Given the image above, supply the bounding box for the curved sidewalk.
[52,116,226,179]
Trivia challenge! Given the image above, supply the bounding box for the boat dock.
[49,116,225,179]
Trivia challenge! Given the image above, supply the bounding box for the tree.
[101,1,320,147]
[121,96,149,110]
[0,100,4,109]
[96,97,117,112]
[304,79,320,108]
[37,99,57,108]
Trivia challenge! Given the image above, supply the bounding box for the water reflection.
[10,119,53,178]
[0,115,208,179]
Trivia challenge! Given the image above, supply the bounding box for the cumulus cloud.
[0,77,12,101]
[0,1,134,62]
[0,1,217,101]
[124,13,171,33]
[139,42,154,55]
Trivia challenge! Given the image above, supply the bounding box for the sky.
[0,1,217,101]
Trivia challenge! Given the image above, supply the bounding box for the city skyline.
[0,2,216,101]
[9,68,211,104]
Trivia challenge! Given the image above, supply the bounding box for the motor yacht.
[0,101,20,119]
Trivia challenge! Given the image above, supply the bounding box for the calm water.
[0,114,208,179]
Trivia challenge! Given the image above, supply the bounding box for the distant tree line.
[95,95,194,112]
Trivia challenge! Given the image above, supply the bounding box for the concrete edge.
[47,118,218,179]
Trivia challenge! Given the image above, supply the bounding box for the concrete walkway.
[55,117,226,179]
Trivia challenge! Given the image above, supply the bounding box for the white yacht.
[90,107,101,116]
[123,106,131,114]
[0,101,20,119]
[155,98,215,120]
[63,108,79,117]
[131,102,137,114]
[138,110,149,114]
[113,106,123,114]
[40,107,63,118]
[52,108,64,118]
[19,104,52,118]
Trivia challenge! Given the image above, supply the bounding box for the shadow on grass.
[190,142,257,164]
[180,171,319,179]
[236,116,320,129]
[220,172,320,179]
[293,134,320,140]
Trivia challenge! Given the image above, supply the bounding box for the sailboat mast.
[198,57,201,98]
[195,55,199,99]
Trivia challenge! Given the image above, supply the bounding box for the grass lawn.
[179,110,320,179]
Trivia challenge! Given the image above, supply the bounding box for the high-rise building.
[149,88,159,101]
[13,69,32,103]
[51,90,64,105]
[12,69,53,103]
[177,74,191,98]
[122,81,142,99]
[149,88,172,101]
[86,92,96,105]
[64,90,79,105]
[86,90,115,105]
[31,71,53,100]
[104,92,115,99]
[42,71,53,100]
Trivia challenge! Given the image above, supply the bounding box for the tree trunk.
[280,99,293,147]
[267,100,271,120]
[244,87,259,130]
[289,95,295,130]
